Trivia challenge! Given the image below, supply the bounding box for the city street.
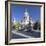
[11,29,40,39]
[10,4,41,39]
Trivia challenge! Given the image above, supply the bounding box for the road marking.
[12,31,32,38]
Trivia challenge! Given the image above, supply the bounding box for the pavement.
[11,29,40,39]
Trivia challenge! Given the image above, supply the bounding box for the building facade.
[12,8,34,31]
[20,8,34,31]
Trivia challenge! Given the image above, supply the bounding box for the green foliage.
[15,22,20,29]
[14,22,21,30]
[12,22,21,30]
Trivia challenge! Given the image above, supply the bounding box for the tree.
[12,22,21,30]
[33,21,40,30]
[15,22,21,30]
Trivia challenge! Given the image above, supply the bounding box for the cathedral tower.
[24,8,29,25]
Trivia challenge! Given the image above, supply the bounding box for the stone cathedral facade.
[12,8,34,31]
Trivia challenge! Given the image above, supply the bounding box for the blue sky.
[11,4,41,22]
